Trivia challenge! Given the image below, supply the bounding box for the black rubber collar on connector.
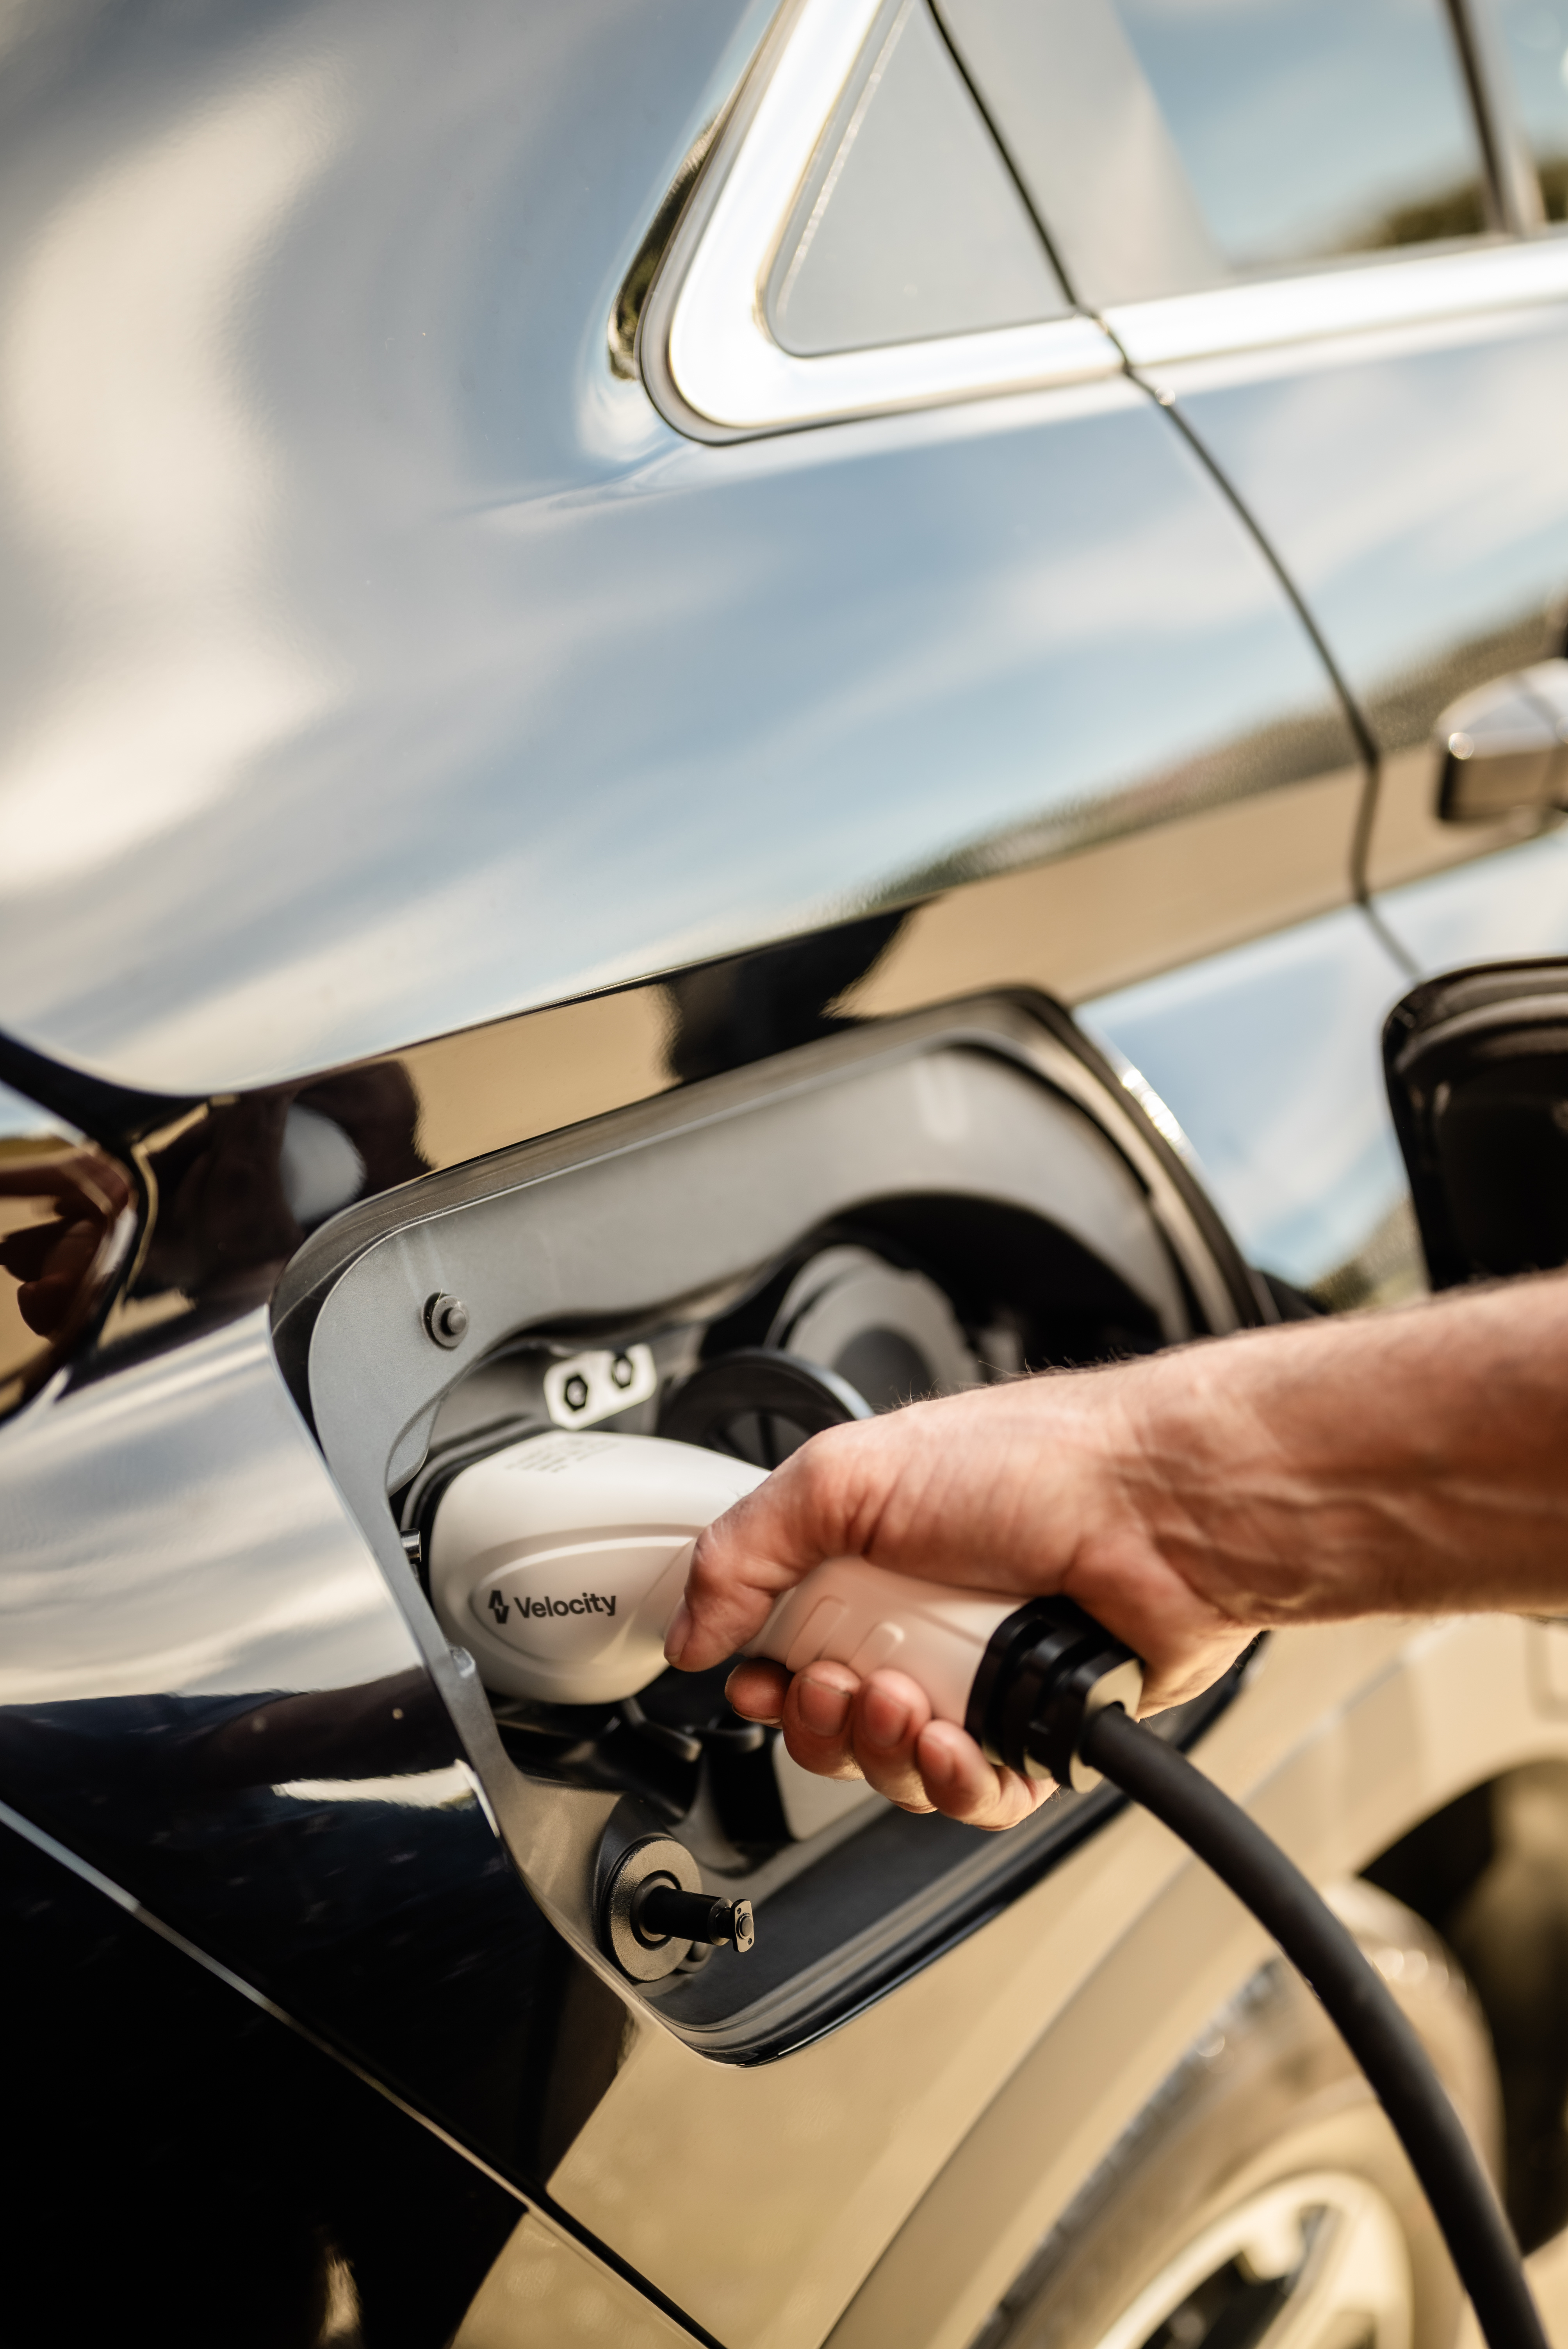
[965,1596,1144,1790]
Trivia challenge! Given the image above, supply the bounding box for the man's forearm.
[1127,1270,1568,1629]
[686,1267,1568,1825]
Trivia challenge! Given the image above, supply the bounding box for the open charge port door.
[277,995,1267,2058]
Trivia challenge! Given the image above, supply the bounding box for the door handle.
[1435,658,1568,823]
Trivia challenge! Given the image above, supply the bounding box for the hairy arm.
[665,1272,1568,1831]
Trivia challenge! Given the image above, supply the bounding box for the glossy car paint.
[1086,905,1417,1293]
[2,1,1568,2345]
[0,1808,526,2347]
[1048,20,1568,1293]
[0,0,1359,1094]
[0,1308,633,2181]
[1083,287,1568,1295]
[1146,304,1568,898]
[1381,825,1568,976]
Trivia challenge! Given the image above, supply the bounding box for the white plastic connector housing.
[429,1428,1023,1727]
[428,1430,765,1704]
[747,1559,1019,1727]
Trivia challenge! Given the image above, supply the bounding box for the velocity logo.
[487,1589,617,1626]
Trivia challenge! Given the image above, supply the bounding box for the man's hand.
[663,1273,1568,1828]
[664,1365,1255,1828]
[723,1655,1053,1831]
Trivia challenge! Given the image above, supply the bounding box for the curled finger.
[779,1662,866,1783]
[914,1720,1053,1832]
[847,1670,937,1813]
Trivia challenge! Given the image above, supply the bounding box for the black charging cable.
[1083,1706,1545,2349]
[972,1600,1549,2349]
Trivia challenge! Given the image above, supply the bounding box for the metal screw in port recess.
[423,1292,469,1349]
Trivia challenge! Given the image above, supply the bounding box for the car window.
[1114,0,1488,271]
[1486,0,1568,219]
[937,0,1491,307]
[764,0,1069,357]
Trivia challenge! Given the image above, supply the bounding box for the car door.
[0,4,1367,2341]
[931,0,1568,1308]
[0,5,1555,2347]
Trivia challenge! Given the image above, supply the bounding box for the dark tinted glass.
[1114,0,1488,273]
[1488,0,1568,219]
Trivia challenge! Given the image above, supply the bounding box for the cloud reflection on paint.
[0,65,343,889]
[0,1312,419,1702]
[0,0,1352,1099]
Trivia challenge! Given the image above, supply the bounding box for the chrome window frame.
[638,0,1121,442]
[638,0,1568,442]
[1106,232,1568,369]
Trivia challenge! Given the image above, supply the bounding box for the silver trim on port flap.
[1107,233,1568,371]
[640,0,1122,439]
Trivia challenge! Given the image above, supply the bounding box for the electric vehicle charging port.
[283,998,1270,2055]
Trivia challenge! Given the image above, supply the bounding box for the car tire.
[973,1882,1502,2349]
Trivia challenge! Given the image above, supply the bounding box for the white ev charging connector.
[427,1425,1545,2349]
[426,1429,1137,1782]
[428,1429,767,1707]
